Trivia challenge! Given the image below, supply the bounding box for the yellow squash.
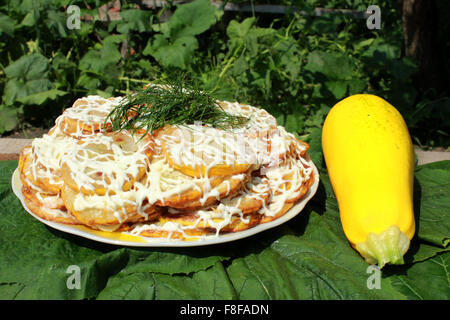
[322,94,415,268]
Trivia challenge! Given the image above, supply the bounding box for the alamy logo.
[66,5,81,30]
[366,265,381,289]
[366,5,381,30]
[66,265,81,290]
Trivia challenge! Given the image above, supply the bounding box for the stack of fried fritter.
[18,95,316,240]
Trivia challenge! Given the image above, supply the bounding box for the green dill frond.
[106,76,249,135]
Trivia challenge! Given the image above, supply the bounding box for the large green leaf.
[78,42,122,80]
[227,228,406,299]
[98,262,236,300]
[45,9,68,38]
[144,35,199,69]
[0,106,18,134]
[0,13,16,36]
[0,152,448,300]
[2,54,55,106]
[16,89,68,105]
[361,38,402,68]
[226,17,276,58]
[4,53,49,80]
[386,253,450,300]
[116,9,153,34]
[413,161,450,247]
[304,50,354,80]
[143,0,220,69]
[304,51,365,99]
[19,11,37,28]
[226,18,255,42]
[2,79,53,106]
[167,0,219,39]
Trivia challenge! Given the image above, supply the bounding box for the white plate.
[11,161,319,247]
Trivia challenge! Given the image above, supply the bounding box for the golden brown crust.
[135,227,210,240]
[61,184,158,227]
[17,96,317,239]
[60,131,152,196]
[260,202,294,224]
[158,173,248,209]
[22,182,65,210]
[156,125,253,178]
[20,146,62,194]
[23,193,80,225]
[57,96,121,137]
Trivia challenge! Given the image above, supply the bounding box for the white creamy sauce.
[25,95,314,240]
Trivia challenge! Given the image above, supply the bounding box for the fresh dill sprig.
[106,77,249,135]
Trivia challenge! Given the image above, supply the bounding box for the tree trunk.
[402,0,447,94]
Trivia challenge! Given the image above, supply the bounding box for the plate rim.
[11,161,320,247]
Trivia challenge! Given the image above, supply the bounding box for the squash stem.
[355,225,410,269]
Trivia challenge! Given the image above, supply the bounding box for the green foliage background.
[0,0,449,148]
